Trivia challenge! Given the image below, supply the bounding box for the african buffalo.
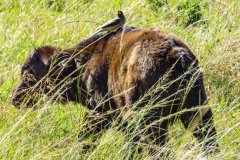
[12,27,218,154]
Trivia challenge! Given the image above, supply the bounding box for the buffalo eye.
[22,64,30,71]
[21,64,31,75]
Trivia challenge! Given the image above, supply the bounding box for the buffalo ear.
[34,46,58,65]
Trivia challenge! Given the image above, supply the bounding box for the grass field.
[0,0,239,159]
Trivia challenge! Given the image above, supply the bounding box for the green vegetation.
[176,0,202,26]
[0,0,239,159]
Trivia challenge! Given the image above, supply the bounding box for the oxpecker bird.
[95,10,126,34]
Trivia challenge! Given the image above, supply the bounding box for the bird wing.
[97,18,121,30]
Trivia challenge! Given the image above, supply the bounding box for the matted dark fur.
[12,27,218,154]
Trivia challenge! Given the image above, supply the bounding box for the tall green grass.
[0,0,239,159]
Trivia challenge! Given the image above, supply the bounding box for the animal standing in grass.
[12,27,218,155]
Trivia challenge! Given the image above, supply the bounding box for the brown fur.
[12,27,218,154]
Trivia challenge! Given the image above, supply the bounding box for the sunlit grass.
[0,0,239,159]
